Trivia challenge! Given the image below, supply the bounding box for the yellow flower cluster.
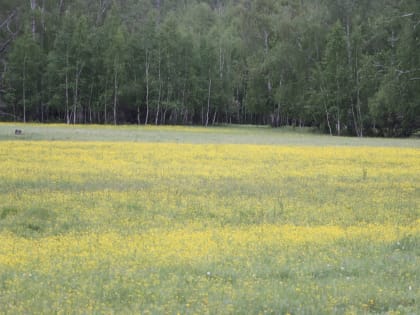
[1,224,418,271]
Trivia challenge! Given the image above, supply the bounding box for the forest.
[0,0,419,136]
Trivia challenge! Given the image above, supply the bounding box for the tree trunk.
[155,47,162,125]
[40,83,44,122]
[275,80,282,127]
[345,15,351,66]
[145,50,150,125]
[113,64,118,125]
[73,63,83,125]
[219,45,224,80]
[163,79,170,125]
[390,29,396,67]
[320,84,332,136]
[88,81,94,123]
[104,78,108,124]
[30,0,36,39]
[263,30,269,55]
[104,101,107,124]
[355,53,363,137]
[205,77,211,127]
[134,73,140,125]
[212,110,217,125]
[65,53,70,124]
[356,85,363,137]
[263,29,272,93]
[335,77,341,136]
[181,78,186,110]
[22,55,27,123]
[325,106,332,136]
[275,103,280,127]
[336,108,341,136]
[73,73,78,124]
[58,0,65,15]
[351,102,359,137]
[346,13,362,137]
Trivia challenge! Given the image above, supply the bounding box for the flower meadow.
[0,135,419,314]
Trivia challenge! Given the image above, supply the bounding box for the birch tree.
[5,33,43,122]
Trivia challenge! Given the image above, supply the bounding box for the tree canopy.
[0,0,419,136]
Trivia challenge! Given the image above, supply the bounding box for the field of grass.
[1,122,419,147]
[0,123,419,314]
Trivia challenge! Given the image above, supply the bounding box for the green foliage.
[0,0,419,136]
[4,33,45,122]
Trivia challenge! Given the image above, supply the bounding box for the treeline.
[0,0,419,136]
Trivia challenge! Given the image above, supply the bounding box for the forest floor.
[0,123,419,314]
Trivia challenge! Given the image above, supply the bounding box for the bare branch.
[0,38,13,54]
[0,110,17,118]
[0,10,16,30]
[401,13,414,18]
[58,0,65,13]
[96,0,112,24]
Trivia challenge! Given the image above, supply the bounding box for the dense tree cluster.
[0,0,419,136]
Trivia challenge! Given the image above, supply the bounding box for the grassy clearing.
[1,122,419,147]
[0,124,419,314]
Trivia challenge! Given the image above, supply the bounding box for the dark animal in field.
[15,129,22,135]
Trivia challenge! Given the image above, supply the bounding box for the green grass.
[1,122,419,146]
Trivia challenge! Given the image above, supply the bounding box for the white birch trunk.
[30,0,36,39]
[145,50,150,125]
[205,77,211,127]
[113,63,118,125]
[22,55,27,123]
[65,53,70,124]
[155,47,161,125]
